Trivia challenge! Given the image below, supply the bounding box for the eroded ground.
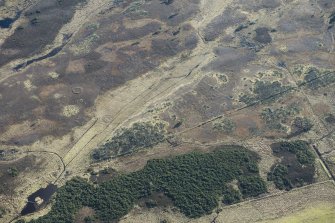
[0,0,335,222]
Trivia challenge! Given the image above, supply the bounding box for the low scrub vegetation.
[92,122,166,161]
[26,146,267,223]
[0,207,6,218]
[325,113,335,124]
[291,117,313,135]
[303,67,335,90]
[7,167,19,177]
[239,80,292,105]
[261,104,300,131]
[213,118,236,133]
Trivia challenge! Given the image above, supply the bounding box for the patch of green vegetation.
[239,80,292,105]
[330,11,335,24]
[0,207,6,218]
[291,117,313,135]
[124,0,147,16]
[92,122,166,161]
[261,104,300,131]
[293,143,314,164]
[325,113,335,124]
[274,141,315,165]
[7,167,19,177]
[173,120,183,129]
[83,216,95,223]
[329,11,335,28]
[267,164,291,190]
[213,118,236,133]
[303,67,335,90]
[27,146,266,223]
[268,141,316,190]
[238,176,267,198]
[222,185,241,205]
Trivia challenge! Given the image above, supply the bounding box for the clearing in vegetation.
[267,141,316,190]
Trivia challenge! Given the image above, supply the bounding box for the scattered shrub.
[325,113,335,124]
[0,207,6,218]
[92,122,166,161]
[304,67,335,90]
[213,118,236,133]
[173,121,183,129]
[240,80,292,105]
[7,167,19,177]
[261,104,300,131]
[292,117,313,134]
